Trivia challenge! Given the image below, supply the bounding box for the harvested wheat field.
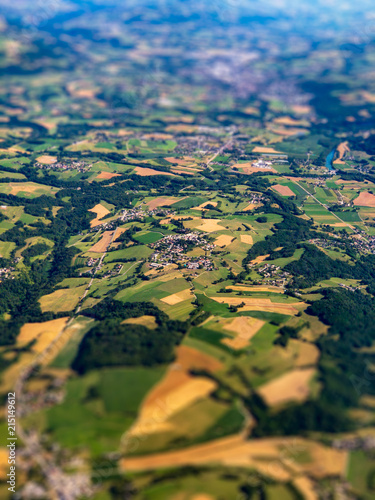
[121,433,347,481]
[196,219,226,233]
[192,201,218,211]
[0,352,35,393]
[293,476,318,500]
[258,368,316,407]
[273,184,295,196]
[211,297,303,315]
[161,289,194,305]
[243,203,262,211]
[165,156,196,166]
[353,191,375,207]
[36,154,57,164]
[122,315,157,330]
[89,203,110,227]
[222,316,265,349]
[232,162,277,174]
[146,196,183,211]
[215,234,234,247]
[252,146,283,154]
[333,141,350,164]
[17,317,69,353]
[292,104,313,114]
[273,116,309,127]
[125,346,222,438]
[89,230,113,253]
[240,234,253,245]
[251,254,270,264]
[166,124,197,133]
[289,340,320,367]
[226,285,284,293]
[134,166,175,177]
[112,227,128,242]
[96,171,121,179]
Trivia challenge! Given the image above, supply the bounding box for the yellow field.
[232,162,277,174]
[161,289,194,305]
[121,434,347,482]
[122,315,157,329]
[273,116,309,127]
[96,171,121,179]
[353,191,375,207]
[196,219,226,233]
[192,201,218,211]
[191,495,214,500]
[251,254,270,264]
[222,316,265,349]
[273,184,295,196]
[165,156,196,166]
[240,234,253,244]
[17,317,69,353]
[146,196,183,210]
[333,141,350,164]
[211,296,303,315]
[293,476,318,500]
[252,146,283,153]
[257,368,316,407]
[39,285,86,313]
[36,154,57,164]
[214,234,234,247]
[289,340,320,367]
[0,318,91,393]
[125,346,222,438]
[89,203,110,227]
[134,167,175,176]
[243,203,261,211]
[89,230,113,253]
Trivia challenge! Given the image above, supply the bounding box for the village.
[251,262,291,288]
[36,159,92,173]
[150,232,216,271]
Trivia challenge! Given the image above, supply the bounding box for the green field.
[105,245,152,262]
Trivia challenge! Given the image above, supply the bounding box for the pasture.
[39,285,87,313]
[0,182,59,198]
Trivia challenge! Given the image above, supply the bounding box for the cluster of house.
[86,257,99,267]
[100,264,123,279]
[308,238,344,250]
[0,266,15,281]
[333,436,375,450]
[186,258,214,271]
[150,232,215,271]
[310,234,375,256]
[352,234,375,254]
[251,263,291,287]
[120,207,147,223]
[338,283,361,292]
[248,192,266,204]
[120,206,174,224]
[37,160,91,172]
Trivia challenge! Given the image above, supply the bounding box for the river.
[325,147,337,171]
